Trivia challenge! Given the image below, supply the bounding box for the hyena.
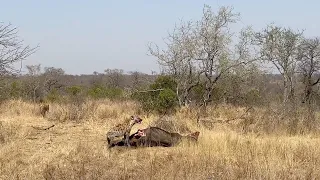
[106,115,142,148]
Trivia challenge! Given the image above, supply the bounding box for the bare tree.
[90,71,104,86]
[195,7,257,107]
[129,71,143,90]
[0,22,38,76]
[254,24,303,104]
[148,5,255,107]
[42,67,65,93]
[26,64,41,76]
[25,64,42,102]
[148,21,202,106]
[148,17,199,106]
[297,37,320,104]
[23,65,65,102]
[104,68,124,88]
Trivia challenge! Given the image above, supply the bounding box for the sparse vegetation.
[2,3,320,180]
[1,100,320,179]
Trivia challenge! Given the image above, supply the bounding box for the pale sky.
[2,0,320,75]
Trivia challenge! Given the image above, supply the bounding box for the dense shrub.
[66,85,85,106]
[132,91,155,113]
[104,87,123,100]
[46,89,62,102]
[150,75,176,91]
[87,85,107,99]
[67,86,82,96]
[9,81,22,99]
[132,75,178,114]
[156,88,177,113]
[87,85,123,100]
[189,83,206,104]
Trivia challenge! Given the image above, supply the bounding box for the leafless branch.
[136,89,165,93]
[297,37,320,103]
[254,24,303,104]
[0,22,38,76]
[31,124,55,130]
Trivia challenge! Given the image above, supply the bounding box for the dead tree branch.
[0,22,38,76]
[31,124,55,131]
[137,89,165,93]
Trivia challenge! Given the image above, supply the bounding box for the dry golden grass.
[0,99,320,179]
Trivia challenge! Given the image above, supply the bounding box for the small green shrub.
[150,75,177,91]
[87,85,123,100]
[87,85,106,99]
[132,75,178,114]
[105,87,123,100]
[46,89,62,102]
[189,83,206,104]
[132,91,155,113]
[9,81,22,99]
[66,86,85,106]
[156,88,177,114]
[67,86,82,96]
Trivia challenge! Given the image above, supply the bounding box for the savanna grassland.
[1,99,320,180]
[2,1,320,180]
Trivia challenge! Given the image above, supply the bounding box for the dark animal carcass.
[112,126,200,148]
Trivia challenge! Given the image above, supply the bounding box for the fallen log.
[31,124,55,130]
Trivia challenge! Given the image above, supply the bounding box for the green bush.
[46,89,62,102]
[87,85,106,99]
[132,75,178,114]
[189,83,206,104]
[132,91,155,113]
[156,88,177,113]
[9,81,22,99]
[105,87,123,99]
[66,86,85,105]
[67,86,82,96]
[150,75,176,91]
[0,82,10,102]
[87,85,123,100]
